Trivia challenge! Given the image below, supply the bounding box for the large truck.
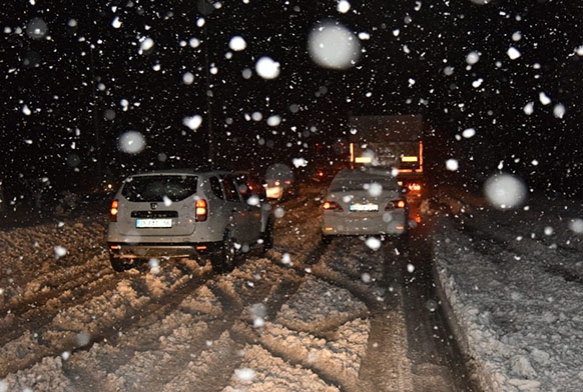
[347,114,426,197]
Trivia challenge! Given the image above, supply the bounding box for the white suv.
[107,169,275,272]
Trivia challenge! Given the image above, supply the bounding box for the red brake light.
[386,199,407,210]
[322,201,343,211]
[110,199,119,222]
[195,199,208,222]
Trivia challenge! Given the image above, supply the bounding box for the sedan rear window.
[121,175,198,202]
[330,176,398,192]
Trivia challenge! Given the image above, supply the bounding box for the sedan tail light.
[110,199,119,222]
[322,201,343,211]
[195,199,208,221]
[385,199,407,210]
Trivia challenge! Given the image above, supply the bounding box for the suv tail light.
[110,199,119,222]
[322,201,343,211]
[386,199,407,210]
[195,199,208,221]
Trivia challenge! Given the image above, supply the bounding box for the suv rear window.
[122,175,198,202]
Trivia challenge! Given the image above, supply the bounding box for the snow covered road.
[3,184,582,391]
[0,188,471,391]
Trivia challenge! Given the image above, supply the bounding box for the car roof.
[126,168,234,178]
[333,167,396,180]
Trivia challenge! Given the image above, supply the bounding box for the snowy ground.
[1,184,583,391]
[434,186,583,391]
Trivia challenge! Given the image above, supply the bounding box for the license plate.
[136,218,172,228]
[349,203,379,212]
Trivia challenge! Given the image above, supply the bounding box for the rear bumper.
[322,213,408,236]
[107,241,221,260]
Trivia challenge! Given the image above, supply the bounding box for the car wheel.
[211,232,237,273]
[110,256,129,272]
[262,217,275,252]
[395,233,409,253]
[321,234,333,244]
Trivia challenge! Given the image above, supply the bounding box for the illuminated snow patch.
[235,368,256,381]
[308,21,360,70]
[149,258,160,274]
[246,195,260,206]
[507,46,521,60]
[462,128,476,138]
[249,303,266,328]
[282,253,292,266]
[75,332,90,347]
[112,16,122,28]
[569,219,583,234]
[539,92,551,105]
[139,37,155,54]
[66,152,80,167]
[512,31,522,41]
[337,0,351,13]
[426,299,438,312]
[267,115,281,126]
[365,237,381,251]
[466,51,481,65]
[274,207,285,218]
[255,56,280,79]
[54,246,67,258]
[118,131,146,154]
[189,37,200,48]
[364,182,382,197]
[484,173,527,210]
[293,158,308,168]
[358,32,370,40]
[242,68,253,79]
[229,36,247,51]
[182,72,195,85]
[446,159,459,171]
[553,104,566,119]
[183,115,203,130]
[26,17,48,39]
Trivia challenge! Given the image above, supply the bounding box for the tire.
[262,218,275,252]
[395,233,409,253]
[321,234,333,244]
[110,256,129,272]
[211,232,237,273]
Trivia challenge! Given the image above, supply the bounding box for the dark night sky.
[1,0,582,199]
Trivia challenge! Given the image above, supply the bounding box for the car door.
[235,177,262,241]
[221,176,259,244]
